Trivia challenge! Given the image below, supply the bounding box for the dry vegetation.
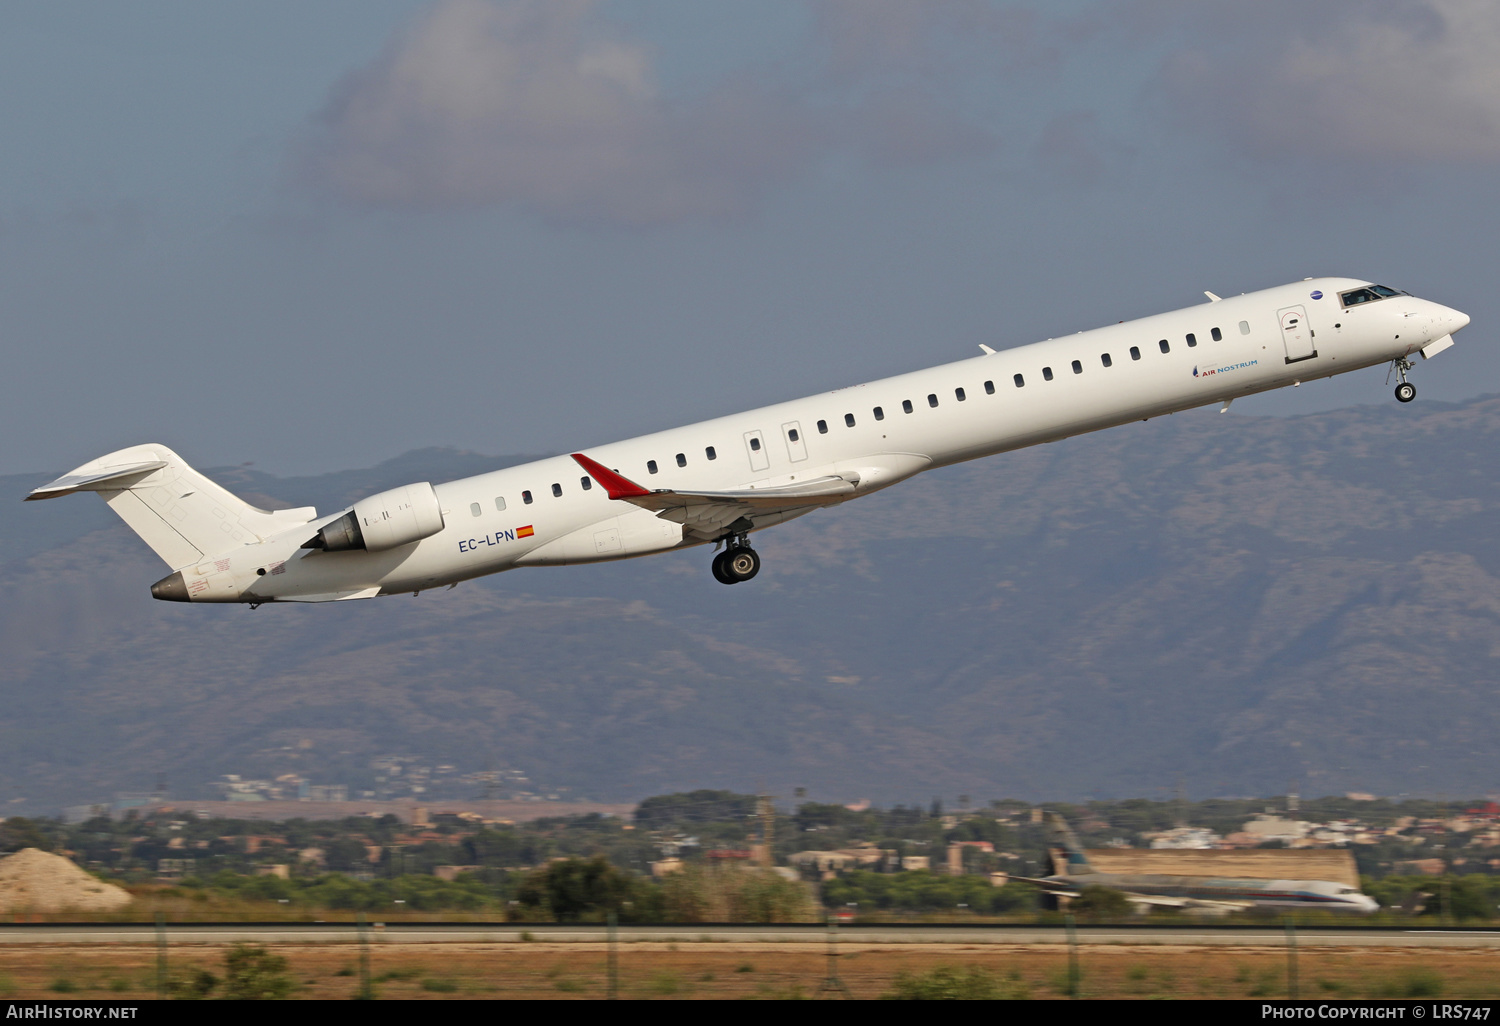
[0,942,1494,1000]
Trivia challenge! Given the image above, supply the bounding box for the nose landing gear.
[1389,357,1416,403]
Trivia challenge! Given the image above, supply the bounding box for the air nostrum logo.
[1194,359,1259,379]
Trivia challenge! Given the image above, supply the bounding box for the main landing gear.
[712,545,760,584]
[1389,357,1417,403]
[711,527,761,585]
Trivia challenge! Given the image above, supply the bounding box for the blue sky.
[3,0,1496,476]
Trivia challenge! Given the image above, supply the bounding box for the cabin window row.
[821,320,1254,413]
[816,384,989,432]
[479,319,1262,501]
[489,440,727,506]
[1011,323,1251,387]
[636,444,725,477]
[469,471,607,515]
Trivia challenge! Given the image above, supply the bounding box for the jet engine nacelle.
[305,482,445,553]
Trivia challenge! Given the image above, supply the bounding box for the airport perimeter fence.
[0,917,1494,1000]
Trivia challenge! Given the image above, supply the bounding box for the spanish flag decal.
[516,525,535,539]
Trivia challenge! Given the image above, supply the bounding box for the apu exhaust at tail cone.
[150,571,189,602]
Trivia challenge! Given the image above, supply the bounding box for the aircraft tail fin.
[1047,812,1094,875]
[26,444,317,570]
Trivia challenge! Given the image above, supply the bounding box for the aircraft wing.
[571,453,855,539]
[1119,893,1251,910]
[1006,875,1078,896]
[1006,875,1254,914]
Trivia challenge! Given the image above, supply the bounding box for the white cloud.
[299,0,1002,225]
[816,0,1027,73]
[1153,0,1500,163]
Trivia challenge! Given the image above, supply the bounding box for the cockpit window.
[1341,284,1407,307]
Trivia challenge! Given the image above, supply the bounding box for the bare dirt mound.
[0,848,133,913]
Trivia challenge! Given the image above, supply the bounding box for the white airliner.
[27,277,1469,604]
[1021,815,1379,914]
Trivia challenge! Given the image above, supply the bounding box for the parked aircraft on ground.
[1020,814,1379,914]
[27,278,1469,603]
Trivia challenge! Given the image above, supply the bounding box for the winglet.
[571,453,650,500]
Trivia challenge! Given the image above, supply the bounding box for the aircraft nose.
[1439,305,1471,335]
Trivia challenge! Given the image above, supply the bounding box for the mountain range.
[3,395,1499,813]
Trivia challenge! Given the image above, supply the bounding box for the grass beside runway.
[0,941,1496,999]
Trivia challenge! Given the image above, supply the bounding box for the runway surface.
[1,923,1496,947]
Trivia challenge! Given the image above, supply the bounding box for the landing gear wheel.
[711,550,737,585]
[1395,382,1416,403]
[723,546,760,583]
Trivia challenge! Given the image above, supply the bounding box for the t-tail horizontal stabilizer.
[26,461,169,500]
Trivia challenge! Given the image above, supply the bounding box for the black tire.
[724,547,760,582]
[711,550,737,585]
[1395,382,1416,403]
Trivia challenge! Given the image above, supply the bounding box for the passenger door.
[743,430,770,472]
[1278,305,1316,362]
[782,421,808,463]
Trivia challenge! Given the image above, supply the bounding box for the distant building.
[61,804,112,825]
[1394,859,1446,876]
[1148,827,1222,850]
[1068,847,1360,889]
[789,849,888,874]
[947,840,995,874]
[649,858,684,877]
[433,865,481,882]
[1241,815,1310,845]
[156,858,196,880]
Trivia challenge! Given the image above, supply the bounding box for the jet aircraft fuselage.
[1024,869,1379,914]
[27,277,1470,602]
[1028,813,1380,913]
